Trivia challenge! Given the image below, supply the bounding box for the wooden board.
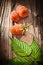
[0,0,42,59]
[0,0,12,59]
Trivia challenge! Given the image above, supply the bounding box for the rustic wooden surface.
[0,0,12,59]
[0,0,43,60]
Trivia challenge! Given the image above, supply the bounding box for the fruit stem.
[23,23,32,32]
[25,23,32,28]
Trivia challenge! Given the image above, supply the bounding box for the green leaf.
[9,37,42,61]
[31,38,41,61]
[9,56,34,65]
[10,37,32,57]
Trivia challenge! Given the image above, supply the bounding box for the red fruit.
[10,23,32,35]
[10,10,19,22]
[10,24,23,35]
[16,5,29,18]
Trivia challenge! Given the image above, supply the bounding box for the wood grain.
[0,0,12,59]
[0,0,42,59]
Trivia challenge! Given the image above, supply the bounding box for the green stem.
[23,23,32,32]
[25,23,32,28]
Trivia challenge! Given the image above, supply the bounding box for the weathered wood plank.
[0,0,6,59]
[0,0,42,59]
[1,0,12,59]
